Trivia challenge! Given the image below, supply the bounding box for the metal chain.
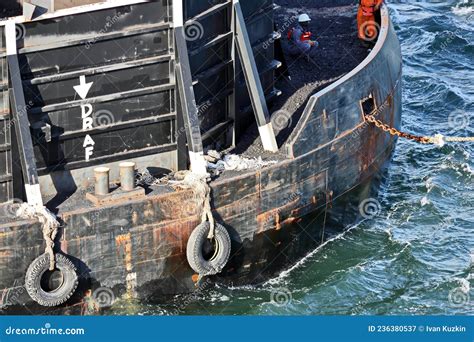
[364,113,432,144]
[364,110,473,145]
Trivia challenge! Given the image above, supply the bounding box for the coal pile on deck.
[231,0,369,156]
[0,1,21,19]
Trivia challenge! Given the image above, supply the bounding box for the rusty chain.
[364,112,432,144]
[364,110,474,145]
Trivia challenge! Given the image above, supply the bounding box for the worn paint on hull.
[0,4,402,313]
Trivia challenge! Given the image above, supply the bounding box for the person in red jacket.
[357,0,383,43]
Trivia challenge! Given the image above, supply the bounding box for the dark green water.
[110,1,473,316]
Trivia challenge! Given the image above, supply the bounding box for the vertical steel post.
[173,0,207,175]
[5,21,43,207]
[94,167,110,196]
[234,0,278,153]
[119,162,136,191]
[226,2,237,147]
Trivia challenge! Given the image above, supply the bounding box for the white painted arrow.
[73,75,93,100]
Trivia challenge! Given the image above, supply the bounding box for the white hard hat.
[298,13,311,23]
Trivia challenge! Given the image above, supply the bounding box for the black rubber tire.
[25,253,78,307]
[186,222,231,275]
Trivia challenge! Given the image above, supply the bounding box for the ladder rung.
[0,144,11,152]
[0,174,12,183]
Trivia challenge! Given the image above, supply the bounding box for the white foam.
[461,163,473,175]
[452,0,474,16]
[425,177,435,193]
[264,222,364,286]
[420,196,430,206]
[458,278,470,293]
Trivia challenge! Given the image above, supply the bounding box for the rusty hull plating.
[0,1,402,312]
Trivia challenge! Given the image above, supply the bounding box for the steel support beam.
[5,21,43,206]
[226,1,237,147]
[234,0,278,152]
[173,0,207,175]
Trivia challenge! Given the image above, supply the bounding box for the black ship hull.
[0,1,402,313]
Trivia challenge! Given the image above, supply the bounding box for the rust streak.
[116,233,132,272]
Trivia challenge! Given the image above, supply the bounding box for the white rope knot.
[430,134,445,147]
[16,204,60,271]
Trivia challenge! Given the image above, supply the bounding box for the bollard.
[94,167,110,196]
[120,162,136,191]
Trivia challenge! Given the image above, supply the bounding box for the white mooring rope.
[170,171,216,239]
[16,204,60,271]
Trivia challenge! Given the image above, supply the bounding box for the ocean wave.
[430,30,469,51]
[452,0,474,16]
[263,222,365,286]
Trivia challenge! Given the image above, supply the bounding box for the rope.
[207,154,277,172]
[364,112,473,146]
[171,152,276,239]
[171,171,216,239]
[444,136,474,143]
[136,169,170,186]
[16,204,60,271]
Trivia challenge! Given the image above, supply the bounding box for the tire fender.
[25,253,79,307]
[186,222,231,275]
